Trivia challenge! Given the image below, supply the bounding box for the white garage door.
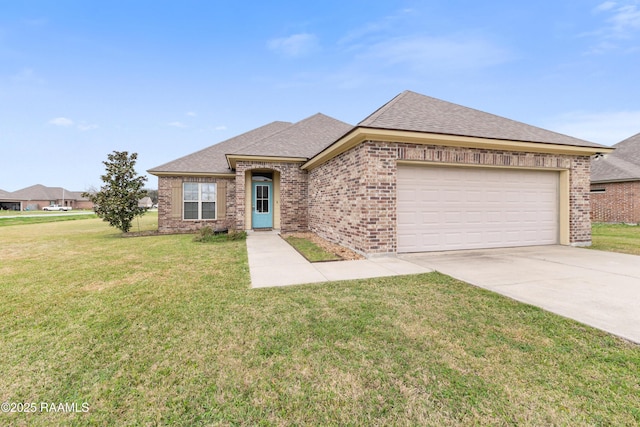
[397,165,559,252]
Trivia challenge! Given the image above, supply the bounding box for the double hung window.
[183,183,216,220]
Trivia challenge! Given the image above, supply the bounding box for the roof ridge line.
[228,120,299,155]
[357,91,411,126]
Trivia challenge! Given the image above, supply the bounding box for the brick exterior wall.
[569,157,592,245]
[157,176,235,233]
[590,181,640,223]
[309,141,593,255]
[235,161,308,232]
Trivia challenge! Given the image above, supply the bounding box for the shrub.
[193,227,247,243]
[227,230,247,241]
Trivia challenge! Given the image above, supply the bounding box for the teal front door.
[252,181,273,228]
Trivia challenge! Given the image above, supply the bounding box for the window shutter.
[217,181,227,219]
[171,180,182,219]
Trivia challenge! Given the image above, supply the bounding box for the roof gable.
[12,184,64,200]
[148,121,292,174]
[8,184,87,200]
[591,132,640,182]
[228,113,353,159]
[359,90,604,148]
[149,114,352,175]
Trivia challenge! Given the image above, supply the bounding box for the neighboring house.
[9,184,94,210]
[138,196,153,208]
[149,90,610,256]
[0,189,21,210]
[591,132,640,223]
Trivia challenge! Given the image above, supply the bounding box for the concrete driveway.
[400,246,640,344]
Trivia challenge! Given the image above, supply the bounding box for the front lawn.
[0,213,97,227]
[1,214,639,425]
[590,223,640,255]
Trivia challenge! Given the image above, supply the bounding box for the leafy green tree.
[84,151,148,233]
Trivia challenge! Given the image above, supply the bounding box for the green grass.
[1,214,639,425]
[285,236,341,262]
[590,223,640,255]
[0,213,97,227]
[0,210,94,216]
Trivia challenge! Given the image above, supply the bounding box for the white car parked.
[43,204,72,211]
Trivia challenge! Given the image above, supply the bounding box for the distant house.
[8,184,94,211]
[0,189,21,210]
[138,196,153,208]
[591,132,640,224]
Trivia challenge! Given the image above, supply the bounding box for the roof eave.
[148,170,235,178]
[591,177,640,184]
[225,154,308,170]
[302,127,614,170]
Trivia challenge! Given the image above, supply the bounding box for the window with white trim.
[183,182,216,220]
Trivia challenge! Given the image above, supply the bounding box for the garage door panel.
[397,166,559,252]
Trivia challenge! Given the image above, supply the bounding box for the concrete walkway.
[401,246,640,344]
[246,231,432,288]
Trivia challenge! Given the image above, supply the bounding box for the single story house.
[0,189,21,210]
[9,184,94,211]
[149,90,611,256]
[138,196,154,208]
[591,132,640,223]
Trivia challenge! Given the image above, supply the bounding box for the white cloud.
[608,3,640,35]
[167,121,187,128]
[545,110,640,145]
[77,123,98,131]
[215,125,227,131]
[48,117,74,127]
[186,111,197,117]
[48,117,99,131]
[588,1,640,52]
[595,1,618,13]
[267,33,319,57]
[338,8,416,47]
[357,35,511,72]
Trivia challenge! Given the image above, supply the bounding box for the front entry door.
[252,181,273,228]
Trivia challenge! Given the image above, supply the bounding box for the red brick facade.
[569,156,592,244]
[156,142,594,253]
[590,181,640,223]
[234,161,308,233]
[309,141,593,255]
[157,176,235,233]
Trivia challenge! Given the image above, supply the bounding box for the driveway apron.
[400,245,640,344]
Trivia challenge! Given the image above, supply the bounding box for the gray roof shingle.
[229,113,353,158]
[10,184,84,200]
[148,121,292,174]
[591,132,640,182]
[359,90,605,148]
[0,189,17,199]
[149,114,352,174]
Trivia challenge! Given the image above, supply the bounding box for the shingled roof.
[592,132,640,183]
[10,184,87,201]
[149,114,352,174]
[228,113,353,158]
[148,121,292,174]
[359,90,604,148]
[0,189,17,199]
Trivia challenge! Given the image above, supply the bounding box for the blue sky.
[2,0,640,192]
